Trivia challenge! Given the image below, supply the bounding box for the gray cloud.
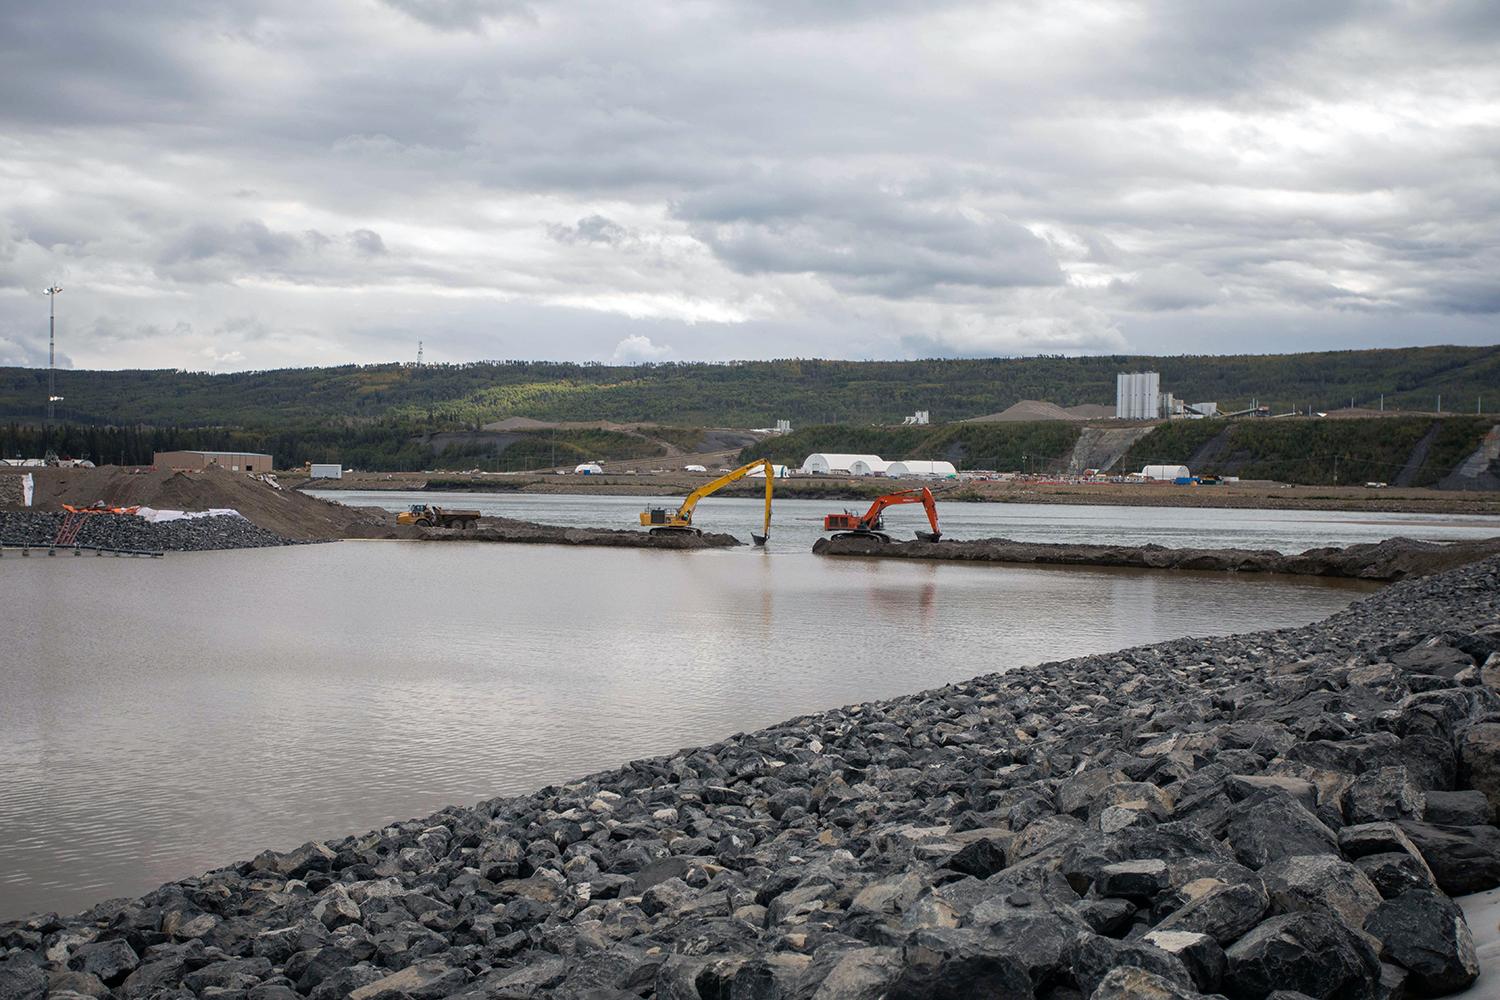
[0,0,1495,370]
[379,0,532,31]
[548,215,633,246]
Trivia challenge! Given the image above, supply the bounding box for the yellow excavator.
[639,459,773,545]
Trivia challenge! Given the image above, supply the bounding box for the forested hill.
[1,345,1496,429]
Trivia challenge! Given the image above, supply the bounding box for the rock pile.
[0,512,302,552]
[4,557,1500,1000]
[814,533,1500,581]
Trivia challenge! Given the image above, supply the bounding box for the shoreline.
[812,534,1500,582]
[4,557,1498,998]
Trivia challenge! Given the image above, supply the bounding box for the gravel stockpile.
[4,559,1500,999]
[0,512,302,552]
[815,533,1500,581]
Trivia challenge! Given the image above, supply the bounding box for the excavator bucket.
[752,533,768,546]
[915,530,941,542]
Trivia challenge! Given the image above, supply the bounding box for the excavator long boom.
[858,487,939,537]
[675,459,773,541]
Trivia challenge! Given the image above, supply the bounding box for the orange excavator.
[822,487,941,543]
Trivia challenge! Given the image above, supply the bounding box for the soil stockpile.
[9,467,390,541]
[402,516,741,549]
[0,511,301,552]
[4,557,1500,998]
[813,534,1500,581]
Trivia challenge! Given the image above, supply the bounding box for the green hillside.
[1,345,1495,428]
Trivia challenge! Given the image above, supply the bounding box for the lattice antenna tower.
[417,340,423,367]
[44,285,63,422]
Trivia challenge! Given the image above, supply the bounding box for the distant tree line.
[2,345,1494,429]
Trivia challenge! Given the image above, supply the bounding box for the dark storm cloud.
[0,0,1495,369]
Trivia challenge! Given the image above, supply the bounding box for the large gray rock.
[1096,860,1170,901]
[1070,935,1194,997]
[941,837,1008,879]
[1226,792,1338,870]
[1458,722,1500,817]
[346,962,468,1000]
[1353,852,1439,900]
[1363,892,1479,996]
[1261,854,1383,929]
[64,941,139,987]
[1393,642,1474,678]
[1087,966,1203,1000]
[1152,880,1268,945]
[804,946,902,1000]
[1422,789,1492,825]
[1396,821,1500,895]
[1342,767,1426,824]
[0,963,44,1000]
[1224,912,1379,1000]
[1139,930,1227,993]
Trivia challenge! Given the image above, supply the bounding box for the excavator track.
[831,530,892,543]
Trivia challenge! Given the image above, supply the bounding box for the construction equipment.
[823,487,941,542]
[397,504,481,529]
[639,459,773,545]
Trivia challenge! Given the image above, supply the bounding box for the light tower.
[417,340,423,367]
[44,285,63,423]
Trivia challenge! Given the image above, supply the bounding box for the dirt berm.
[6,466,391,540]
[812,533,1500,580]
[350,515,741,549]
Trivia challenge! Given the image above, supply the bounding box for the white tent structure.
[574,463,604,474]
[800,453,886,475]
[848,458,889,476]
[1140,464,1190,481]
[748,464,789,478]
[886,460,957,478]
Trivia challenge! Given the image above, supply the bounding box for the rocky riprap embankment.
[814,533,1500,582]
[0,512,302,552]
[5,560,1500,1000]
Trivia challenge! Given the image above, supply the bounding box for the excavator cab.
[640,506,679,526]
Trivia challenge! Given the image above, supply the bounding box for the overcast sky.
[0,1,1496,371]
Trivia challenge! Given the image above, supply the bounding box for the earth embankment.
[813,534,1500,581]
[403,516,741,549]
[3,467,392,540]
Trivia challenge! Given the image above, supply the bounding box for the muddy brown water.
[6,492,1491,919]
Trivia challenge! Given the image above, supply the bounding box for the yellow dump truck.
[397,504,481,529]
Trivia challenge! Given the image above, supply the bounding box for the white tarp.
[134,506,245,523]
[22,473,33,507]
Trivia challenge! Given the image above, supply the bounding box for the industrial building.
[800,453,888,475]
[885,460,957,478]
[308,464,342,479]
[1140,464,1191,481]
[154,450,273,473]
[1117,372,1218,419]
[1116,372,1162,419]
[848,458,890,476]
